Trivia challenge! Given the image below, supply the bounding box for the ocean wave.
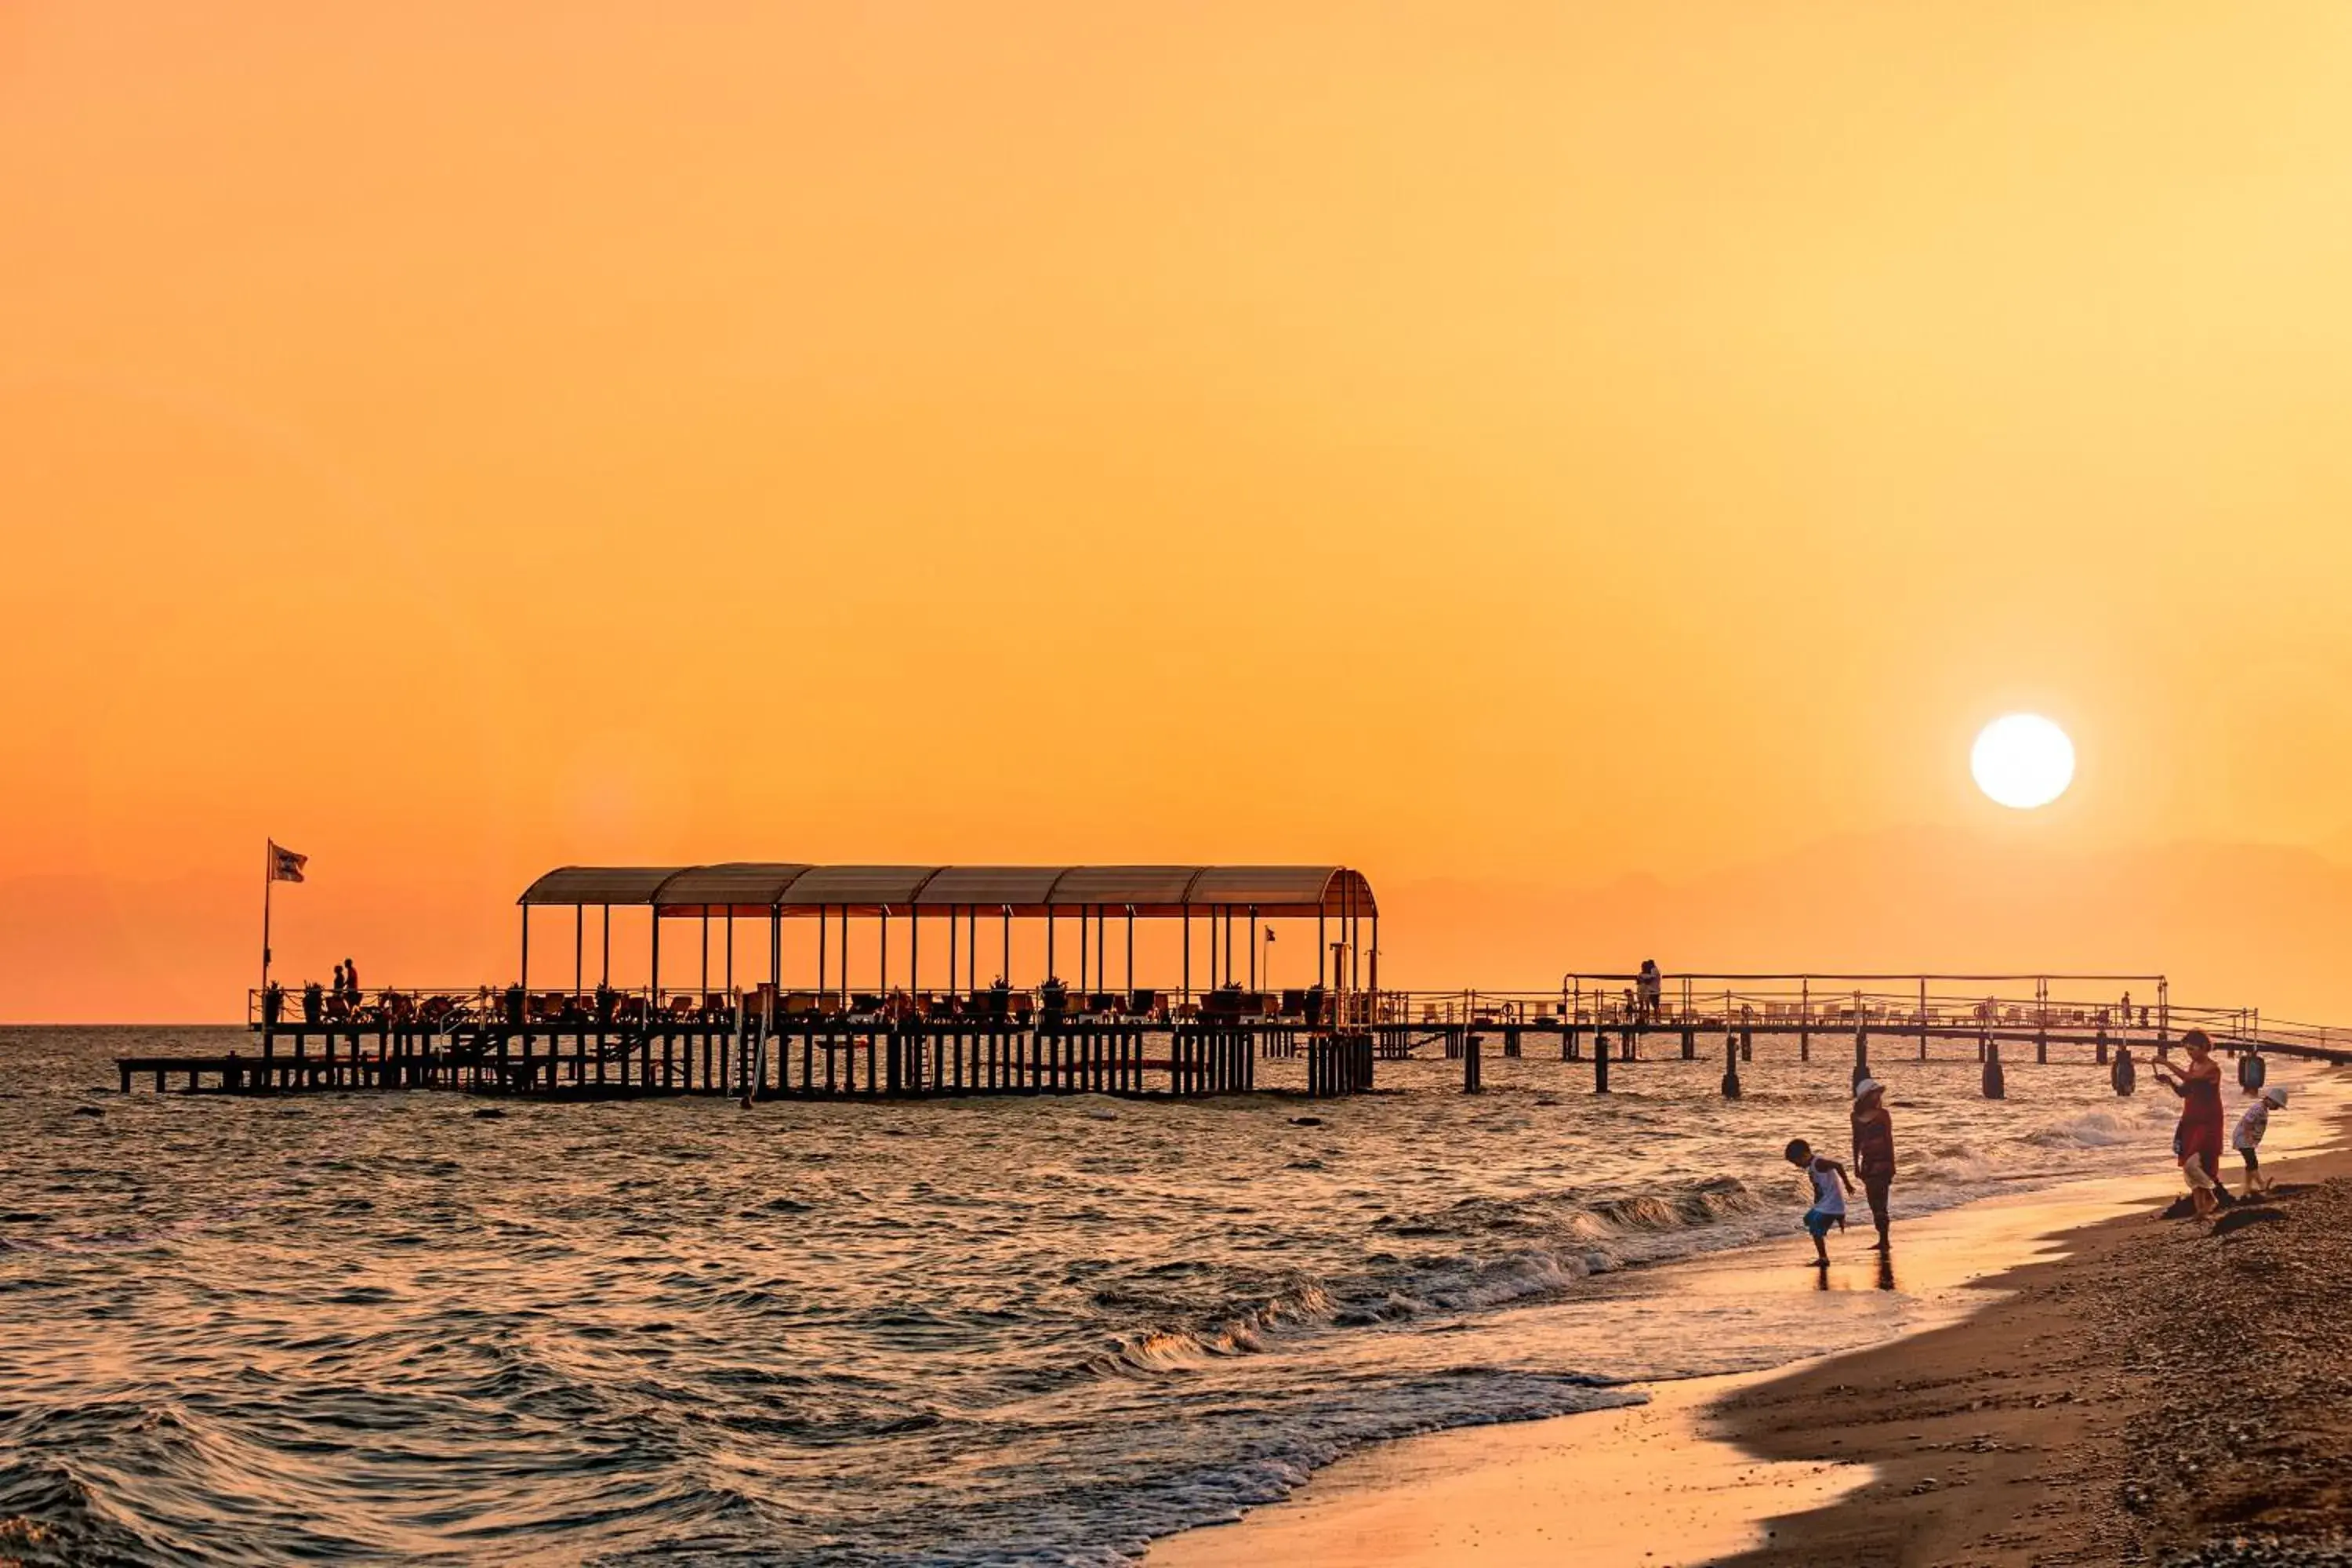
[7,1024,2331,1567]
[1088,1176,1777,1384]
[2021,1109,2145,1149]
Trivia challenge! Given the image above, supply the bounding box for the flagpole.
[262,838,274,1017]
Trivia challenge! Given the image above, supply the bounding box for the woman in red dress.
[2154,1029,2226,1218]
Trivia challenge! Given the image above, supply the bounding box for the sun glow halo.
[1970,714,2075,810]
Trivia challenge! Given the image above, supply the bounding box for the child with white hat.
[2231,1083,2288,1199]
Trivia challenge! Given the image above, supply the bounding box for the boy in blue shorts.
[1784,1138,1854,1267]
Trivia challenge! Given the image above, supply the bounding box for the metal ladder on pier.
[732,989,771,1098]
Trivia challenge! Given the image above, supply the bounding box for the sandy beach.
[1152,1097,2352,1568]
[1718,1136,2352,1567]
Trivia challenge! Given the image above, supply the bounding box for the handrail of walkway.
[243,977,2352,1062]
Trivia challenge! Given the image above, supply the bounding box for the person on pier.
[1636,959,1663,1020]
[1850,1078,1896,1251]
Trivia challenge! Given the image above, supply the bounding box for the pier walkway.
[115,971,2348,1102]
[111,863,2352,1101]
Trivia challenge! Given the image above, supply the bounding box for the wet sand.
[1151,1089,2352,1568]
[1141,1373,1861,1568]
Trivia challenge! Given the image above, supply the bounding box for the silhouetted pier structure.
[112,863,2352,1101]
[125,862,1382,1100]
[1413,971,2352,1095]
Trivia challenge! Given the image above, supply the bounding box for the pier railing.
[1369,974,2168,1031]
[249,982,1382,1031]
[245,972,2349,1061]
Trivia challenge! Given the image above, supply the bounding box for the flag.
[269,842,308,883]
[1265,927,1276,943]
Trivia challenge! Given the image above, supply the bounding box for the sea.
[0,1025,2318,1565]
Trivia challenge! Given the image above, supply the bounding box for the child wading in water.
[1784,1138,1854,1267]
[2234,1084,2288,1198]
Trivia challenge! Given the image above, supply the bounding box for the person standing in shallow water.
[2154,1028,2227,1218]
[1850,1077,1896,1250]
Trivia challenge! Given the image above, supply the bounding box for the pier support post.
[1852,1027,1869,1089]
[1681,1026,1695,1060]
[1463,1031,1481,1093]
[1721,1034,1740,1099]
[1983,1040,2006,1099]
[1594,1029,1610,1094]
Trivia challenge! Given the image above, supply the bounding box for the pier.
[131,862,1383,1100]
[114,862,2352,1100]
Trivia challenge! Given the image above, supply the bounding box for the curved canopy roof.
[1049,865,1203,916]
[652,863,815,918]
[774,866,938,911]
[1191,866,1374,913]
[521,864,1376,917]
[914,866,1065,909]
[520,866,688,906]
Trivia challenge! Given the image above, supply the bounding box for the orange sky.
[7,3,2352,1021]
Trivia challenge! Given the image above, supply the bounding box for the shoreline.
[1712,1112,2352,1566]
[1149,1081,2352,1568]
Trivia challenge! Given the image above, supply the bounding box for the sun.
[1971,713,2074,810]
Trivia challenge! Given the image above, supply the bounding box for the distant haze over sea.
[6,827,2349,1024]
